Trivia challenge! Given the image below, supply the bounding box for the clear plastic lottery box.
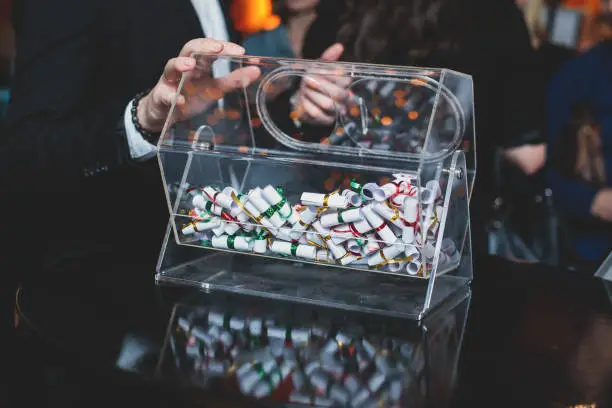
[155,54,475,320]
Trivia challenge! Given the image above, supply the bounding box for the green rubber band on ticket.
[337,209,346,224]
[290,244,298,257]
[200,240,212,247]
[227,236,236,249]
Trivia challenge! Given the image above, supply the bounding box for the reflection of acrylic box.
[156,55,475,319]
[156,288,471,408]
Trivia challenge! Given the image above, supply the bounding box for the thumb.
[319,43,344,62]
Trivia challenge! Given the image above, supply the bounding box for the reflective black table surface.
[8,255,612,408]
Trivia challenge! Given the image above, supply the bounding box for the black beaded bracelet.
[131,89,161,144]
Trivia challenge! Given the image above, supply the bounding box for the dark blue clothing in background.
[547,40,612,262]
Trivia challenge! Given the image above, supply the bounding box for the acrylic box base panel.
[157,289,470,408]
[156,248,469,319]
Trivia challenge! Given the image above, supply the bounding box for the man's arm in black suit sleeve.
[1,0,134,192]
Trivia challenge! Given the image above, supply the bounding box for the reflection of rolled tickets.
[202,186,233,210]
[270,240,316,260]
[406,260,422,276]
[181,218,222,235]
[301,192,347,209]
[361,205,398,246]
[441,238,460,265]
[422,241,436,259]
[361,183,385,201]
[367,243,404,267]
[211,235,252,251]
[403,196,419,223]
[372,202,405,229]
[248,189,284,228]
[402,226,415,243]
[393,173,416,183]
[315,249,333,263]
[342,189,363,207]
[320,208,363,228]
[262,185,292,219]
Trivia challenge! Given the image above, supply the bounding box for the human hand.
[292,43,350,125]
[137,39,261,133]
[591,188,612,221]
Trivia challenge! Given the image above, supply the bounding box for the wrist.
[136,93,164,134]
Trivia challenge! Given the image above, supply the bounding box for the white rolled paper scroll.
[330,224,356,245]
[300,232,326,248]
[351,218,373,235]
[372,202,405,229]
[211,235,252,251]
[189,190,208,211]
[361,183,386,201]
[224,221,241,236]
[367,243,404,267]
[403,196,419,223]
[227,189,249,217]
[402,226,415,244]
[270,240,317,260]
[244,201,274,229]
[181,218,221,235]
[337,252,360,266]
[392,173,417,183]
[404,244,421,261]
[312,221,332,244]
[326,240,347,260]
[248,189,285,228]
[201,186,234,210]
[271,226,296,242]
[236,211,255,232]
[363,233,381,255]
[361,205,398,246]
[419,187,435,205]
[320,208,363,228]
[346,239,363,255]
[292,206,318,234]
[406,260,422,276]
[253,239,268,254]
[387,261,407,273]
[262,185,293,219]
[341,189,363,207]
[315,249,334,263]
[381,180,409,200]
[301,192,347,209]
[212,222,226,237]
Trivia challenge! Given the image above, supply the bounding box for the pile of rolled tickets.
[179,174,459,277]
[175,310,421,406]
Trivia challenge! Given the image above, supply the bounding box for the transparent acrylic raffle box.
[156,54,475,320]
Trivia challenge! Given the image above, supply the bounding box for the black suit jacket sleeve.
[1,0,133,193]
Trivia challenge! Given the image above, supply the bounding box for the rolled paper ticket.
[363,234,380,255]
[392,173,417,183]
[403,196,419,223]
[361,183,386,201]
[212,235,252,251]
[301,192,347,209]
[315,249,334,263]
[202,186,234,210]
[236,211,255,232]
[341,189,363,207]
[244,201,274,229]
[337,253,360,266]
[406,260,422,276]
[248,189,284,228]
[226,188,249,217]
[262,185,293,219]
[372,202,405,229]
[320,208,363,228]
[253,238,268,254]
[381,180,409,199]
[330,224,356,245]
[312,221,332,244]
[426,179,441,200]
[224,221,241,236]
[402,226,415,243]
[346,239,364,255]
[367,243,404,267]
[293,206,318,234]
[181,218,221,235]
[419,187,435,205]
[361,205,398,246]
[187,189,208,210]
[301,232,326,248]
[271,226,295,242]
[326,239,347,260]
[270,240,317,260]
[212,222,226,237]
[404,244,421,261]
[387,261,408,273]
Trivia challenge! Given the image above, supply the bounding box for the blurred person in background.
[547,12,612,269]
[293,0,537,256]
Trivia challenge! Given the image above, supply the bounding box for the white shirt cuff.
[124,100,157,161]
